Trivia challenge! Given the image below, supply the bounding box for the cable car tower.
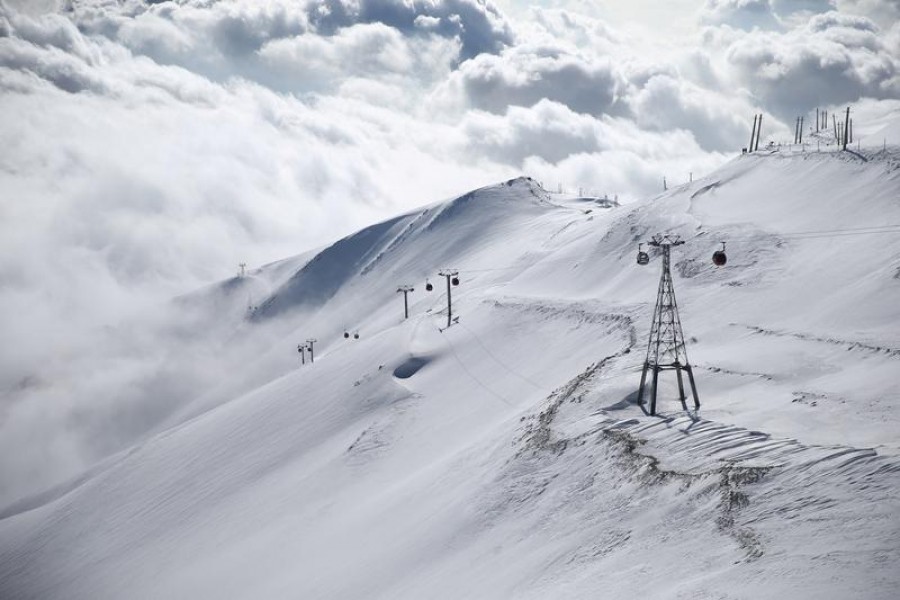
[636,234,700,415]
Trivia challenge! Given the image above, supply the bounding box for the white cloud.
[68,0,512,75]
[714,12,900,118]
[456,98,731,200]
[303,0,514,59]
[438,41,628,117]
[461,99,604,164]
[699,0,784,30]
[0,2,515,505]
[259,22,460,95]
[629,74,759,151]
[261,23,413,82]
[834,0,900,29]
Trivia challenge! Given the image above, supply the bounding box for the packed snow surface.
[1,150,899,599]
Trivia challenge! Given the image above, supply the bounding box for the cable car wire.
[724,224,900,242]
[457,321,548,393]
[461,254,586,273]
[436,325,514,408]
[448,224,900,276]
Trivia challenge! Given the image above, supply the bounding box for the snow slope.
[1,153,899,599]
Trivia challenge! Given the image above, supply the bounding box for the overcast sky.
[1,0,899,506]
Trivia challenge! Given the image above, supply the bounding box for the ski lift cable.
[462,255,580,273]
[786,223,900,234]
[731,225,900,239]
[436,325,515,408]
[724,224,900,243]
[461,224,900,273]
[447,224,900,276]
[456,321,548,393]
[315,223,900,356]
[774,228,900,241]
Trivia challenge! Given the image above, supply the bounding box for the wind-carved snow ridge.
[359,209,432,276]
[516,361,899,574]
[251,176,554,321]
[736,323,900,358]
[425,176,550,230]
[2,149,900,599]
[253,213,410,319]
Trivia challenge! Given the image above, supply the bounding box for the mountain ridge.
[1,149,898,599]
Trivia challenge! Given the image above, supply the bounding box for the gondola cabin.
[636,244,649,265]
[712,242,727,266]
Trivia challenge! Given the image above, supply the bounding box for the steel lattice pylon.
[638,235,700,415]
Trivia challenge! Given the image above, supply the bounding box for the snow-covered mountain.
[1,148,899,599]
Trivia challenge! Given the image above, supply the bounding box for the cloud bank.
[1,0,898,507]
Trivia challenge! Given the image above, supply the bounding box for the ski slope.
[1,150,899,599]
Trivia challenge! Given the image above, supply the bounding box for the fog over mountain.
[1,0,899,508]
